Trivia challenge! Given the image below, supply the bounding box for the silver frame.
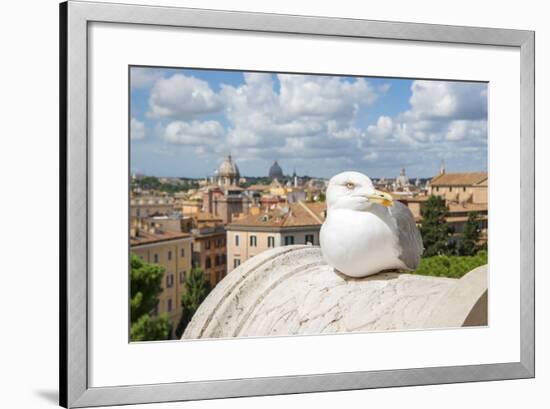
[60,1,535,407]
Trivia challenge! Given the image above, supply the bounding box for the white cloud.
[408,80,487,121]
[366,116,393,139]
[278,75,380,119]
[131,68,164,89]
[130,118,146,140]
[445,120,487,141]
[163,120,225,145]
[366,80,487,147]
[363,151,379,161]
[216,73,386,159]
[141,71,487,177]
[148,74,223,119]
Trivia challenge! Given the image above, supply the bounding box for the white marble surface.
[184,246,487,339]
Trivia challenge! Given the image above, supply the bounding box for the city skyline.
[131,67,488,179]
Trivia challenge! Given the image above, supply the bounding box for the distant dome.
[269,160,284,179]
[218,155,240,178]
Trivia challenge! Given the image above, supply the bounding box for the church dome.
[218,155,240,178]
[269,160,284,179]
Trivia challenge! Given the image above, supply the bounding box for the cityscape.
[130,155,488,340]
[129,67,488,341]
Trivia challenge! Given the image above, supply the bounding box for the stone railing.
[183,245,487,339]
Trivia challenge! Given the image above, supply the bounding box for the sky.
[130,66,488,179]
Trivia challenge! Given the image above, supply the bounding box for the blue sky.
[130,67,487,179]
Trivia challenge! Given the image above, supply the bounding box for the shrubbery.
[412,250,488,279]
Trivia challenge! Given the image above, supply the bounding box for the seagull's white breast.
[320,208,407,277]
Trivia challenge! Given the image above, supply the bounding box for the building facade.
[225,202,326,272]
[429,172,488,204]
[130,227,192,338]
[190,225,228,287]
[130,196,175,218]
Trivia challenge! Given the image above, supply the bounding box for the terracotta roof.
[130,230,191,246]
[227,202,326,229]
[396,196,430,203]
[430,172,488,186]
[247,184,271,191]
[194,212,222,222]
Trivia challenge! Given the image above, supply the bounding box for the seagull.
[320,171,423,278]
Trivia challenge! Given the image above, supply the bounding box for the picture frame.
[60,1,534,407]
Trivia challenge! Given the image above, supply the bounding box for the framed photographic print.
[60,1,534,407]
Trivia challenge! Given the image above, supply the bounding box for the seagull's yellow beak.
[365,189,394,207]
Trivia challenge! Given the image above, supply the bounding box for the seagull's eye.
[345,182,355,190]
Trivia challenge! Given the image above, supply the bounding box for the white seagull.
[320,171,423,278]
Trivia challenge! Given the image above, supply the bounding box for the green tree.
[130,313,171,342]
[130,253,170,341]
[420,195,453,257]
[412,250,488,279]
[458,212,481,256]
[175,266,212,338]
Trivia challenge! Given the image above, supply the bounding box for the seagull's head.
[326,171,394,211]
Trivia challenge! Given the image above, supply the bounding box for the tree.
[130,253,170,341]
[420,195,453,257]
[175,266,212,338]
[130,313,171,342]
[458,212,481,256]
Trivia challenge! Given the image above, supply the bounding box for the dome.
[218,155,240,178]
[269,160,284,179]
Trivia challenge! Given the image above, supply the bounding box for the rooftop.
[130,229,191,246]
[227,201,326,230]
[430,172,488,187]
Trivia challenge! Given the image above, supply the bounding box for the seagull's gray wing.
[389,201,424,270]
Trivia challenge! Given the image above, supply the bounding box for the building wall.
[192,233,227,287]
[181,202,202,215]
[130,203,174,218]
[130,237,192,338]
[472,186,488,204]
[429,185,488,204]
[226,228,320,273]
[405,201,422,219]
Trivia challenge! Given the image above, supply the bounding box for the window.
[234,258,241,268]
[305,234,314,245]
[167,250,172,260]
[267,236,275,248]
[180,248,185,257]
[179,271,186,284]
[167,298,173,312]
[284,236,295,245]
[449,186,453,192]
[215,255,220,266]
[222,254,227,264]
[205,257,212,269]
[153,253,159,263]
[250,235,257,247]
[205,240,211,250]
[235,234,239,246]
[463,186,466,192]
[166,273,174,288]
[436,187,439,192]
